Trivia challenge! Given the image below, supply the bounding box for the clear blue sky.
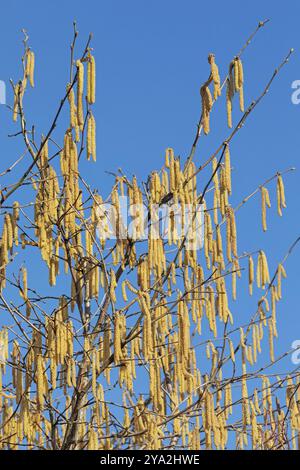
[0,0,299,437]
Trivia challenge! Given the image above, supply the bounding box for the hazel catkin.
[76,59,84,129]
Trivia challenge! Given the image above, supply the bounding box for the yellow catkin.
[92,350,97,398]
[226,69,233,128]
[224,145,232,195]
[87,113,96,161]
[114,311,122,366]
[67,84,77,129]
[268,319,275,362]
[76,59,84,129]
[257,250,270,289]
[208,53,221,100]
[121,280,128,302]
[5,214,13,252]
[87,114,92,160]
[165,147,174,169]
[232,269,236,300]
[271,286,278,338]
[229,339,235,363]
[277,263,287,299]
[21,266,28,299]
[234,59,240,92]
[25,50,31,78]
[26,50,35,87]
[13,83,20,122]
[13,201,20,224]
[103,318,111,365]
[277,174,286,216]
[248,255,254,295]
[201,85,213,135]
[36,355,44,409]
[241,365,250,428]
[252,325,258,363]
[261,187,271,232]
[110,269,117,303]
[261,251,270,288]
[240,327,246,350]
[226,90,232,127]
[264,186,271,208]
[91,113,96,161]
[226,207,237,260]
[237,58,244,111]
[261,187,266,232]
[87,54,96,105]
[226,58,244,128]
[239,85,244,113]
[29,51,35,87]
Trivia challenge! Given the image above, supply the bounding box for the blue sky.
[0,0,299,444]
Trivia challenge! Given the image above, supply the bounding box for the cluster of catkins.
[200,53,244,134]
[0,39,298,452]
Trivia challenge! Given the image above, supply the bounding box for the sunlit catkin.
[208,54,221,100]
[268,319,275,363]
[76,59,84,129]
[13,83,20,122]
[257,250,270,289]
[26,50,35,87]
[87,112,96,161]
[277,174,286,216]
[114,311,123,366]
[201,85,213,135]
[87,53,96,105]
[224,145,232,195]
[67,84,77,129]
[21,266,28,300]
[237,58,244,112]
[277,263,287,299]
[261,186,271,232]
[248,255,254,295]
[36,355,45,409]
[226,71,233,128]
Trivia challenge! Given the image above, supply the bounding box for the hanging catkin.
[114,311,123,366]
[248,255,254,295]
[208,54,221,100]
[226,207,237,260]
[25,50,35,87]
[261,186,271,232]
[226,63,234,128]
[36,354,47,409]
[201,85,213,135]
[76,59,84,129]
[277,174,286,216]
[268,319,275,363]
[87,112,96,161]
[237,58,244,112]
[12,83,21,122]
[87,53,96,105]
[67,84,77,129]
[226,57,244,128]
[277,263,287,299]
[257,250,270,289]
[21,266,28,299]
[139,293,153,363]
[224,145,232,195]
[109,269,117,303]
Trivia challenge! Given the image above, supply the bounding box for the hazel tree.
[0,21,299,450]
